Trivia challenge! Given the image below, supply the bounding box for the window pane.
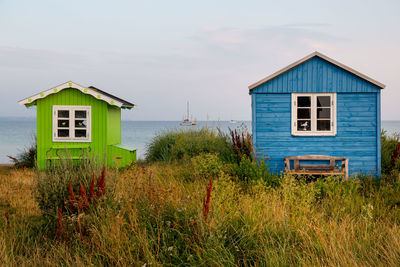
[317,108,330,119]
[317,96,330,107]
[297,120,311,131]
[58,110,69,118]
[75,110,87,118]
[58,120,69,127]
[58,129,69,137]
[298,96,311,107]
[75,119,87,128]
[317,120,331,131]
[75,130,87,138]
[297,108,310,119]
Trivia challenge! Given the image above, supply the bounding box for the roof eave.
[18,81,135,108]
[248,51,386,92]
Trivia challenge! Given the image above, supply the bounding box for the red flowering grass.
[89,173,95,203]
[66,167,106,214]
[390,142,400,171]
[203,178,213,221]
[4,210,10,228]
[96,167,106,197]
[78,182,89,210]
[231,128,253,164]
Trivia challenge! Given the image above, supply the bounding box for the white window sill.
[292,132,337,137]
[53,139,92,143]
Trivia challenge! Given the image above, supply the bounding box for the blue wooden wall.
[252,57,380,94]
[251,56,382,176]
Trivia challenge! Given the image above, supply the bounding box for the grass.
[1,165,400,265]
[145,127,233,163]
[1,128,400,266]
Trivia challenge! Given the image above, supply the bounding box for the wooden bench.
[46,144,91,168]
[284,155,348,179]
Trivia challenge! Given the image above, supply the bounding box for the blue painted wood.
[252,93,256,145]
[377,92,381,176]
[252,93,380,176]
[251,57,381,94]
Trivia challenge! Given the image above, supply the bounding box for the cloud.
[0,46,86,70]
[2,25,397,120]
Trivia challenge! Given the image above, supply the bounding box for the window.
[52,105,91,142]
[291,93,336,136]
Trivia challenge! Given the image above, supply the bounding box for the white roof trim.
[18,81,125,107]
[248,51,386,90]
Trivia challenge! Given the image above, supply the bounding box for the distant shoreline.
[0,117,399,122]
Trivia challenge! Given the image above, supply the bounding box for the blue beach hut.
[249,52,385,176]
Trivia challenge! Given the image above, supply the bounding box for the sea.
[1,118,399,164]
[0,118,251,164]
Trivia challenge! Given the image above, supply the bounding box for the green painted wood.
[35,88,135,170]
[107,144,136,168]
[107,106,121,145]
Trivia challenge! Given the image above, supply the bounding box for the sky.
[0,0,399,121]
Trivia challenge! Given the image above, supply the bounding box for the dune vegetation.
[1,128,400,266]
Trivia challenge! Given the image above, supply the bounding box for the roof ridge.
[18,81,135,109]
[248,52,385,91]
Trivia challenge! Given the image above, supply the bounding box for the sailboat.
[180,101,197,126]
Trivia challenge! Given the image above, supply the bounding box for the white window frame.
[291,93,337,136]
[52,105,91,142]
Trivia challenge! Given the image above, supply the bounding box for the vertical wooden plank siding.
[107,106,121,145]
[36,88,108,170]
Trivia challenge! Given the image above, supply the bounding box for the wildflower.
[89,173,95,202]
[96,167,106,197]
[203,178,213,220]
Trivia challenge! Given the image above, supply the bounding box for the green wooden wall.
[107,106,121,145]
[36,88,135,170]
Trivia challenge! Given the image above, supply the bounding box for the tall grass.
[1,164,400,266]
[382,131,400,174]
[7,135,37,168]
[1,130,400,265]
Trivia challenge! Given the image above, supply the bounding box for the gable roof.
[18,81,135,109]
[248,51,385,91]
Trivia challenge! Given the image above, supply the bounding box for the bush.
[230,126,253,164]
[381,131,400,174]
[191,153,225,178]
[34,159,115,225]
[8,135,37,168]
[145,128,233,163]
[231,155,280,187]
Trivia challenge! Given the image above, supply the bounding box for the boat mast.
[187,101,189,121]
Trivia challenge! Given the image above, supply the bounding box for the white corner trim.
[18,81,124,107]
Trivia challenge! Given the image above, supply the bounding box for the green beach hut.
[19,81,136,170]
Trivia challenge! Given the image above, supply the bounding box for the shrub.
[8,135,37,168]
[381,131,400,174]
[145,128,233,163]
[34,159,115,226]
[230,126,253,165]
[191,153,225,178]
[232,155,280,187]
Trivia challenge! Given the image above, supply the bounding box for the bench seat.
[46,144,92,167]
[284,155,348,179]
